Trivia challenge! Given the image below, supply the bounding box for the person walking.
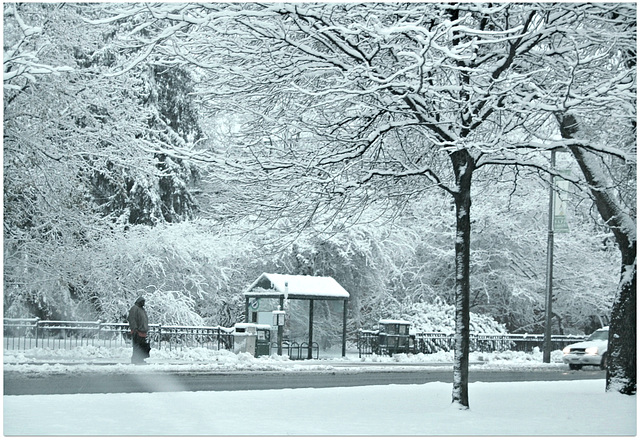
[128,296,150,364]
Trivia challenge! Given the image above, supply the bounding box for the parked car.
[562,326,609,370]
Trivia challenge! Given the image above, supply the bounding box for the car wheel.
[600,353,608,370]
[569,364,582,371]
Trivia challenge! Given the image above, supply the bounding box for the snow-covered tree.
[91,2,635,407]
[3,3,207,320]
[520,4,636,394]
[557,113,636,394]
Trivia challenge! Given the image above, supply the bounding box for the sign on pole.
[553,174,570,233]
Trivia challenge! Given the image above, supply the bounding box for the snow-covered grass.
[3,379,635,436]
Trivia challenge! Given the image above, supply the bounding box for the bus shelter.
[243,273,349,358]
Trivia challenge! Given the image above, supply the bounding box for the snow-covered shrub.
[399,298,508,334]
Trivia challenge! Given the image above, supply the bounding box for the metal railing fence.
[357,329,586,357]
[5,318,586,358]
[271,341,320,360]
[3,318,234,352]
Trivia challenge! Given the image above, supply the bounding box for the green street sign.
[554,216,570,233]
[553,174,570,233]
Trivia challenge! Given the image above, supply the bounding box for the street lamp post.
[543,150,556,363]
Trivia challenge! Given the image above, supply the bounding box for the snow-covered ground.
[5,379,635,436]
[3,344,570,374]
[3,346,637,436]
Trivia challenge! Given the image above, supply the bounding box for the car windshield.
[586,330,609,341]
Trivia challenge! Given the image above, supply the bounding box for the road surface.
[3,367,605,395]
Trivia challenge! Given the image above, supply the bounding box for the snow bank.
[3,346,336,375]
[352,346,565,367]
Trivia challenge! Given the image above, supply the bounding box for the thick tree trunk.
[450,149,474,408]
[607,256,636,394]
[558,113,637,395]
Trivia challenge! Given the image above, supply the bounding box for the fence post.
[158,324,162,350]
[35,318,40,348]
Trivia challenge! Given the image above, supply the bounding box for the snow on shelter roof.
[244,273,349,300]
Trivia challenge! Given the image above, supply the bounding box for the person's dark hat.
[135,297,146,306]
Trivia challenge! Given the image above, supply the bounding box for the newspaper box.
[378,319,412,355]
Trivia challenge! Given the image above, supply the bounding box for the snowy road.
[4,367,605,395]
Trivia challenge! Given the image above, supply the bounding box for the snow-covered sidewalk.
[3,344,572,375]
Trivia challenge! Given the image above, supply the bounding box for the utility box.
[234,323,271,357]
[378,319,412,355]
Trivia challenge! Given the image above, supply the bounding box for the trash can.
[234,323,257,355]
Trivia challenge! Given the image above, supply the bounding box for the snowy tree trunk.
[607,258,636,394]
[451,150,474,408]
[558,113,636,395]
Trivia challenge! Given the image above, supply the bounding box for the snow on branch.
[509,140,635,163]
[3,4,73,89]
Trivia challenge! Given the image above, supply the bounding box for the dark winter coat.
[128,297,149,335]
